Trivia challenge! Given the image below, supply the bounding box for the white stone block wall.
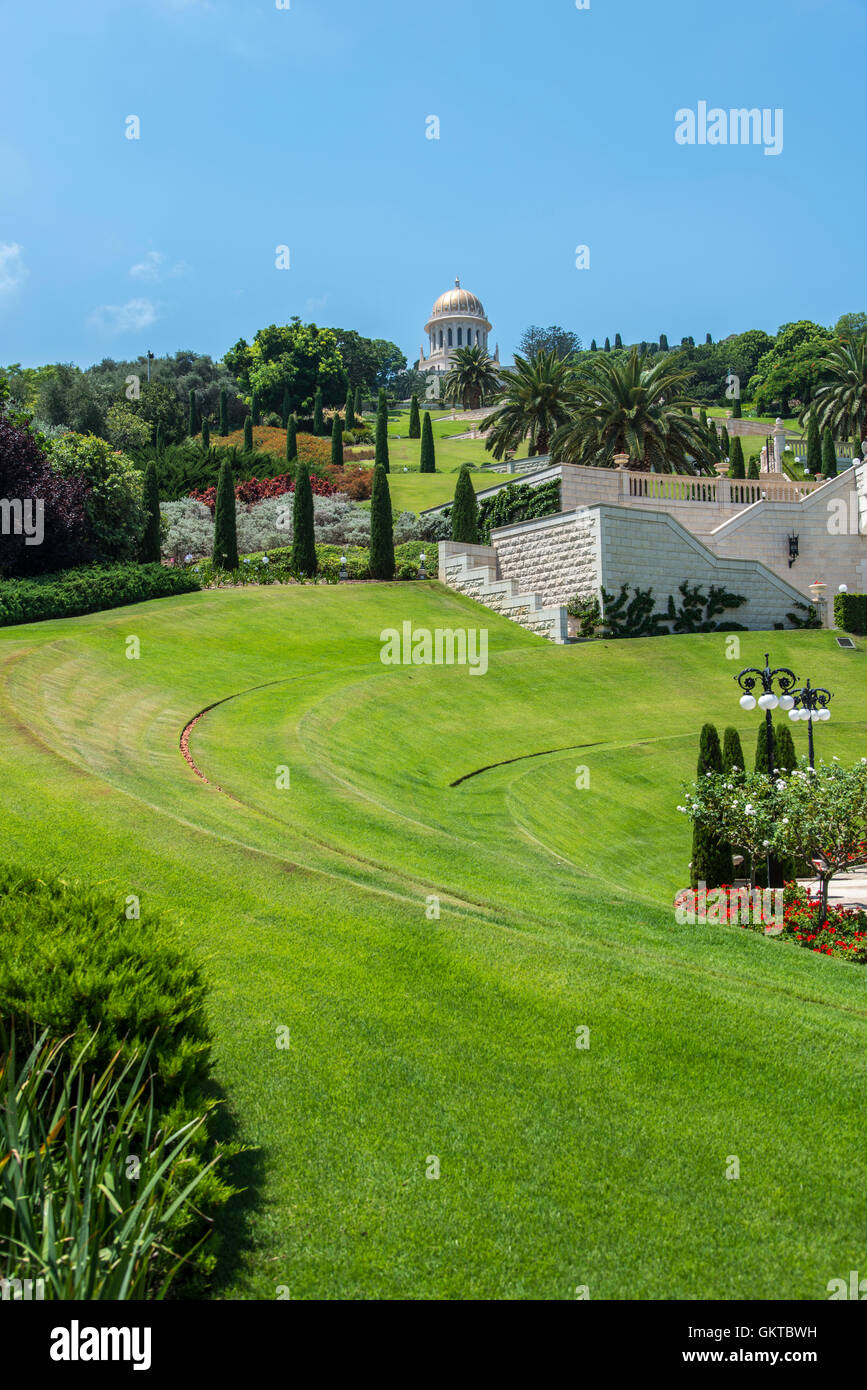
[492,510,602,608]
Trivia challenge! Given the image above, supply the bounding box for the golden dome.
[430,276,485,318]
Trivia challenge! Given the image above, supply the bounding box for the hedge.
[0,866,234,1293]
[0,563,201,627]
[834,591,867,634]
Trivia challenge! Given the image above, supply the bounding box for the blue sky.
[1,0,864,370]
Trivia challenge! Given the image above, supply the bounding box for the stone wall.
[492,510,601,608]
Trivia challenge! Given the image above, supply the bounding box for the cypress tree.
[806,410,821,475]
[718,424,729,460]
[286,414,297,463]
[201,418,210,450]
[141,459,161,563]
[419,410,436,472]
[345,386,355,430]
[251,390,260,427]
[155,421,163,454]
[219,387,229,436]
[722,727,744,773]
[604,337,611,353]
[331,413,344,468]
[706,332,713,344]
[821,425,837,478]
[660,333,669,351]
[408,393,421,438]
[747,454,760,479]
[291,461,317,575]
[354,384,363,419]
[313,387,324,436]
[375,391,390,472]
[243,415,253,452]
[369,464,395,579]
[754,718,787,885]
[188,388,198,437]
[699,408,708,431]
[213,458,239,570]
[281,386,291,429]
[590,338,597,352]
[729,436,746,479]
[614,332,623,350]
[450,465,479,544]
[707,420,720,461]
[732,397,742,419]
[754,719,776,774]
[690,723,733,890]
[775,724,797,773]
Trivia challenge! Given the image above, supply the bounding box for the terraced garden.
[2,585,865,1298]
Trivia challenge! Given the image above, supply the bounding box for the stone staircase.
[440,546,569,643]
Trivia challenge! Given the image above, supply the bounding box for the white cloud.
[129,251,186,281]
[129,251,164,281]
[0,242,28,295]
[88,298,157,334]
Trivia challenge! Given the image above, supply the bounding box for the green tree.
[281,386,291,429]
[354,385,363,419]
[517,326,582,360]
[419,410,436,473]
[775,724,797,772]
[722,727,745,773]
[188,388,198,437]
[441,345,500,411]
[732,397,742,418]
[690,723,733,890]
[481,350,575,460]
[659,334,669,351]
[747,454,760,479]
[50,434,146,563]
[718,424,729,460]
[251,390,260,427]
[286,414,297,463]
[550,347,717,474]
[590,339,598,353]
[223,319,346,418]
[810,335,867,444]
[375,391,390,472]
[408,394,421,438]
[805,410,822,475]
[821,425,838,478]
[140,459,161,563]
[450,465,479,544]
[243,415,253,452]
[105,403,153,453]
[604,338,611,353]
[291,462,317,576]
[331,413,344,468]
[369,465,395,579]
[615,333,623,350]
[219,387,229,437]
[345,386,355,430]
[729,436,746,478]
[201,418,210,450]
[313,386,324,436]
[213,458,239,571]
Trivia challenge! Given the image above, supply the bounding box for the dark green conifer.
[369,464,395,579]
[213,458,239,570]
[291,462,317,575]
[450,465,479,544]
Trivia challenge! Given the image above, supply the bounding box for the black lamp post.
[787,679,832,769]
[419,551,426,579]
[735,653,798,888]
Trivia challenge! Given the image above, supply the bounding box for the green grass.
[385,468,513,514]
[1,589,865,1299]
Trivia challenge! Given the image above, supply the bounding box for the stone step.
[441,549,569,644]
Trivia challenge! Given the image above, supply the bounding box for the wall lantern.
[787,533,799,567]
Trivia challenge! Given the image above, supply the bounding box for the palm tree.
[440,345,500,411]
[806,335,867,446]
[480,350,575,459]
[550,347,717,475]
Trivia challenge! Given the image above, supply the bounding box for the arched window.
[448,328,453,347]
[476,330,480,345]
[457,327,462,346]
[438,330,443,349]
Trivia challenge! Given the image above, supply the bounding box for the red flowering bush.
[781,881,867,963]
[189,471,334,514]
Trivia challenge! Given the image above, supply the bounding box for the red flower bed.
[190,471,334,513]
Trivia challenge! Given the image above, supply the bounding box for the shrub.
[477,478,560,541]
[50,433,146,564]
[834,591,867,633]
[292,462,317,575]
[141,459,161,563]
[747,455,760,479]
[409,394,421,439]
[213,458,239,570]
[369,465,395,578]
[729,436,745,478]
[375,392,390,472]
[0,563,200,627]
[451,465,479,544]
[822,425,838,479]
[690,724,733,890]
[0,866,233,1293]
[419,410,436,473]
[106,403,153,454]
[0,416,91,577]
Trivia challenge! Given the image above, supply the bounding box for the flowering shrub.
[781,881,867,962]
[189,471,333,513]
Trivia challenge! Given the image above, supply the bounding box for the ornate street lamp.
[788,679,832,769]
[419,551,427,579]
[339,554,347,581]
[735,653,798,887]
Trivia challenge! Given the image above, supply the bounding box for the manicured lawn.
[1,592,864,1298]
[385,468,513,514]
